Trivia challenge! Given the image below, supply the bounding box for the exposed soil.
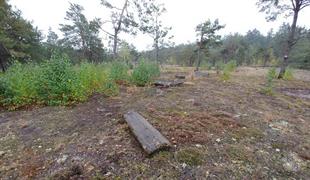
[279,88,310,99]
[0,67,309,179]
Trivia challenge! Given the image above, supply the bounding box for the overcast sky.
[10,0,310,50]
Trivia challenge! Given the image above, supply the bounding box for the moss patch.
[232,127,264,140]
[226,145,254,162]
[175,148,204,166]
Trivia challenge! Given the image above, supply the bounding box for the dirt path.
[0,68,309,179]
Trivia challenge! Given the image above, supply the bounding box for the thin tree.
[139,2,173,63]
[257,0,310,78]
[101,0,138,59]
[195,19,224,71]
[60,3,104,62]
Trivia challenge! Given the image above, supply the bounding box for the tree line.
[0,0,172,70]
[1,0,310,75]
[145,24,310,70]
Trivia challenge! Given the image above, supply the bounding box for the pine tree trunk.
[0,60,5,72]
[278,8,299,79]
[155,41,159,64]
[112,0,129,60]
[113,31,118,59]
[195,48,201,71]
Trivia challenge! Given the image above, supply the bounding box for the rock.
[0,151,5,157]
[156,89,164,96]
[105,113,113,117]
[184,82,195,86]
[97,108,106,112]
[282,152,306,172]
[57,154,69,164]
[46,148,52,153]
[269,121,289,131]
[194,71,209,78]
[195,144,202,148]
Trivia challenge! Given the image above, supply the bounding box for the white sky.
[9,0,310,51]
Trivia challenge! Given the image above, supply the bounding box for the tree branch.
[290,0,296,9]
[300,2,310,9]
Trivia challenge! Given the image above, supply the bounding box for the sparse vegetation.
[175,148,204,166]
[283,67,294,81]
[109,61,129,83]
[220,61,237,81]
[1,0,310,179]
[0,54,119,109]
[131,60,160,86]
[261,67,277,95]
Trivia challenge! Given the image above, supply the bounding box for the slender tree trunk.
[112,0,129,59]
[196,32,204,71]
[278,7,299,79]
[113,30,118,59]
[196,48,201,71]
[263,51,269,67]
[0,59,5,72]
[155,39,159,63]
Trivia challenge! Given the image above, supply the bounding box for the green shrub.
[220,61,237,81]
[0,62,39,108]
[0,54,120,109]
[100,80,119,96]
[36,54,80,105]
[131,60,160,86]
[283,67,294,81]
[76,63,107,95]
[262,67,277,95]
[221,69,231,81]
[109,61,129,83]
[225,60,237,72]
[267,67,277,80]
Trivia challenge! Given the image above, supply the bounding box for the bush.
[283,67,294,81]
[109,61,129,83]
[220,61,237,81]
[36,54,80,105]
[131,60,160,86]
[262,67,277,95]
[225,60,237,72]
[0,54,119,109]
[0,62,40,108]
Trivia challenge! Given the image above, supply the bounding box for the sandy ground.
[0,67,309,179]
